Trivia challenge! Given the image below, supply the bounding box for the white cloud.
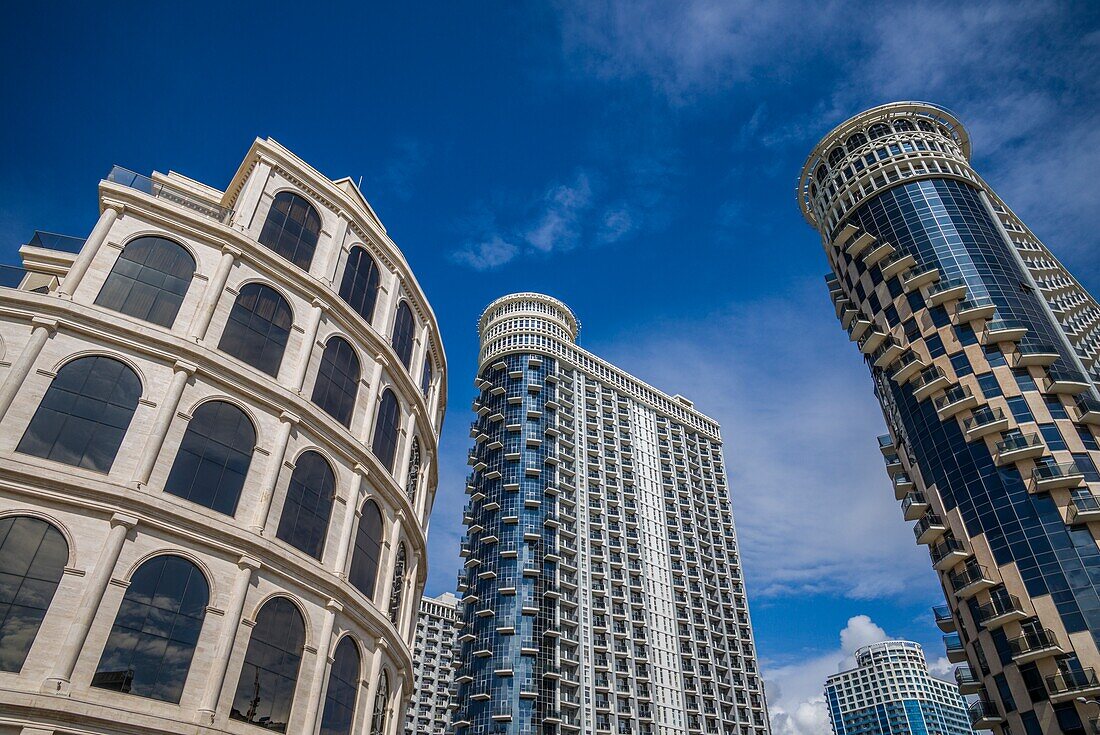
[523,172,593,253]
[450,235,520,270]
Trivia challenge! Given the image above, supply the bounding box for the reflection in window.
[371,389,400,472]
[94,236,195,327]
[319,637,360,735]
[405,438,421,503]
[312,337,360,427]
[369,670,389,735]
[231,597,305,732]
[218,283,293,377]
[275,451,336,560]
[17,356,141,472]
[259,191,321,270]
[338,246,381,325]
[0,516,67,672]
[391,302,415,369]
[92,555,208,702]
[165,400,255,515]
[349,500,383,600]
[388,542,406,624]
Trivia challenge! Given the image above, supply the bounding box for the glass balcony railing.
[0,264,26,289]
[963,406,1006,433]
[955,296,996,320]
[1075,394,1100,421]
[950,564,992,593]
[1007,628,1059,659]
[26,230,87,253]
[943,632,963,652]
[974,594,1024,625]
[928,277,966,300]
[106,165,234,224]
[1069,494,1100,524]
[968,700,1001,725]
[1032,461,1084,485]
[935,385,974,412]
[911,366,947,392]
[1046,668,1100,697]
[932,604,953,625]
[929,536,967,567]
[996,433,1043,455]
[955,665,980,688]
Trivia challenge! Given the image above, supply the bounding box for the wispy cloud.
[451,235,520,271]
[522,172,593,253]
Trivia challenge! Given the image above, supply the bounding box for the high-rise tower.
[799,102,1100,734]
[406,592,460,735]
[451,293,770,735]
[824,641,972,735]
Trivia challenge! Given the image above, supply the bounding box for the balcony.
[880,252,917,281]
[106,165,234,224]
[954,665,982,695]
[832,293,853,318]
[954,296,997,324]
[932,604,956,632]
[825,273,843,294]
[968,700,1003,729]
[857,328,888,355]
[902,263,940,292]
[0,265,25,289]
[974,594,1028,630]
[863,240,895,267]
[847,316,873,342]
[994,433,1045,466]
[1031,461,1084,492]
[950,564,996,598]
[871,338,905,369]
[877,434,895,455]
[935,385,979,419]
[927,277,967,307]
[845,230,875,257]
[884,453,904,477]
[890,350,925,383]
[1008,628,1063,664]
[963,406,1010,442]
[901,491,931,521]
[930,537,969,571]
[913,512,947,545]
[981,318,1027,346]
[1043,366,1091,395]
[1012,341,1060,368]
[912,367,951,402]
[893,473,915,500]
[840,305,860,330]
[943,632,967,663]
[1068,494,1100,525]
[1074,395,1100,426]
[24,229,87,254]
[1046,668,1100,703]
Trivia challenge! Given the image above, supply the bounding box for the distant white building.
[405,592,460,735]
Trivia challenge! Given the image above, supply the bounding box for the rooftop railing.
[26,230,86,253]
[106,165,233,224]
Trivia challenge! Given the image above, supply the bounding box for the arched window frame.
[370,389,401,473]
[0,515,68,673]
[275,450,337,560]
[404,438,421,504]
[337,245,382,326]
[164,399,256,515]
[311,335,361,428]
[16,354,142,473]
[348,499,384,600]
[318,636,361,735]
[369,669,389,735]
[218,282,294,377]
[230,596,307,732]
[388,542,407,624]
[258,190,322,271]
[390,301,416,370]
[94,235,196,328]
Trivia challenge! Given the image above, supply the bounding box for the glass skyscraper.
[800,102,1100,734]
[451,293,770,735]
[825,641,972,735]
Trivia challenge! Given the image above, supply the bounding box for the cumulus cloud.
[523,173,593,253]
[451,235,521,271]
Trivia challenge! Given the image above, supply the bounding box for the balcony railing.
[935,384,977,417]
[1075,394,1100,425]
[963,406,1008,439]
[927,277,967,306]
[26,230,87,254]
[950,564,994,596]
[106,165,234,224]
[1046,668,1100,700]
[1043,366,1090,395]
[913,513,946,544]
[968,700,1002,727]
[955,665,981,694]
[994,432,1044,464]
[912,366,950,401]
[1031,461,1084,491]
[982,318,1027,345]
[954,296,996,322]
[1068,494,1100,525]
[1012,340,1060,368]
[929,536,968,570]
[932,604,955,631]
[0,265,26,289]
[974,594,1026,628]
[1007,628,1061,661]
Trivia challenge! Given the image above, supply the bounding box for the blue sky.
[3,2,1099,732]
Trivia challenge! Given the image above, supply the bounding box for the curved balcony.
[994,433,1045,466]
[912,366,951,402]
[1046,668,1100,703]
[902,490,931,521]
[932,604,955,632]
[884,453,905,476]
[878,434,896,455]
[1043,366,1091,395]
[930,537,969,571]
[1012,341,1060,368]
[858,328,887,355]
[1068,494,1100,525]
[844,229,874,257]
[893,472,915,500]
[943,632,966,663]
[890,350,926,384]
[963,406,1010,442]
[871,338,905,369]
[1007,628,1063,664]
[880,252,916,281]
[935,384,979,419]
[913,512,947,545]
[863,240,895,267]
[954,665,982,695]
[902,263,940,292]
[981,318,1028,346]
[847,315,873,342]
[840,304,860,330]
[1031,461,1084,492]
[1074,394,1100,426]
[974,594,1027,630]
[954,296,996,324]
[950,564,996,598]
[927,277,967,307]
[968,700,1003,729]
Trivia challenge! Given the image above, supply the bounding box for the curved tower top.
[477,291,581,367]
[797,101,972,232]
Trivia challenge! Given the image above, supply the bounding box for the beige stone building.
[0,138,445,735]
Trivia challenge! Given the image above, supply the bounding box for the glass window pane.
[94,236,195,328]
[0,517,67,672]
[275,451,336,560]
[349,501,383,600]
[338,247,381,325]
[230,597,305,732]
[165,400,255,516]
[259,192,320,271]
[311,337,360,427]
[218,284,293,376]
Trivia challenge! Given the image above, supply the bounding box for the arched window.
[276,451,336,560]
[94,236,195,327]
[259,191,321,270]
[92,555,208,703]
[827,146,846,167]
[348,500,383,600]
[390,302,415,369]
[17,356,141,473]
[165,400,255,515]
[419,359,433,398]
[388,543,406,624]
[845,133,867,150]
[371,389,400,472]
[868,123,891,140]
[338,246,381,325]
[814,164,827,183]
[893,119,915,132]
[319,637,361,735]
[231,597,305,732]
[916,120,936,133]
[369,670,389,735]
[311,337,360,427]
[0,516,67,672]
[218,283,293,377]
[405,438,421,503]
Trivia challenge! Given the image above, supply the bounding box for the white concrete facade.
[404,592,460,735]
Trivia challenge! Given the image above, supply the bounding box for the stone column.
[302,599,342,735]
[385,675,406,735]
[232,158,273,234]
[188,245,240,341]
[359,358,387,446]
[0,317,57,423]
[361,640,386,735]
[427,378,442,432]
[45,513,137,691]
[196,555,261,724]
[413,457,433,524]
[58,205,119,298]
[332,466,368,577]
[292,299,326,393]
[374,270,401,338]
[410,324,430,390]
[319,216,349,285]
[250,411,298,533]
[132,360,197,486]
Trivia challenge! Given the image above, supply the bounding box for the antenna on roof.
[357,176,364,190]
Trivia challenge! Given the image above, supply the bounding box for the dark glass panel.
[390,303,415,370]
[94,236,195,327]
[0,516,67,672]
[165,400,255,515]
[371,390,400,472]
[275,451,336,560]
[348,500,383,600]
[337,246,381,325]
[259,191,321,270]
[311,337,360,427]
[318,636,360,735]
[218,283,293,376]
[230,597,306,732]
